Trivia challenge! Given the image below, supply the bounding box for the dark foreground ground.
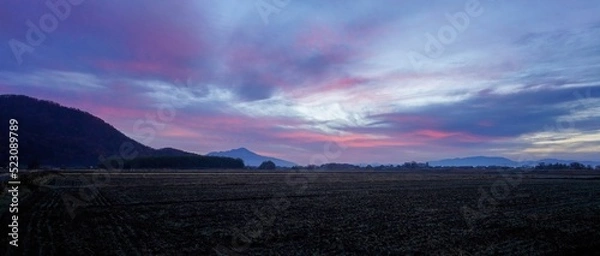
[1,170,600,255]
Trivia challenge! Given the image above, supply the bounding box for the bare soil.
[2,170,600,255]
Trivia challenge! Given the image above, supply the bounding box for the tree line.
[534,162,597,170]
[121,155,245,169]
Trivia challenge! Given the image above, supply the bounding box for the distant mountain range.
[207,147,297,167]
[429,156,600,167]
[0,95,297,168]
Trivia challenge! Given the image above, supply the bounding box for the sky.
[1,0,600,165]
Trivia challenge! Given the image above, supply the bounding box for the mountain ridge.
[207,147,297,167]
[429,156,600,167]
[0,95,217,167]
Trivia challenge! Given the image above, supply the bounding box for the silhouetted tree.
[402,161,418,168]
[322,163,359,170]
[570,162,586,170]
[258,160,276,170]
[535,162,594,170]
[536,162,546,169]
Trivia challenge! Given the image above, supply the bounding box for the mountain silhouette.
[429,156,518,167]
[429,156,600,167]
[207,147,297,167]
[0,95,194,168]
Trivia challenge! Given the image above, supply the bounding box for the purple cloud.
[1,0,600,163]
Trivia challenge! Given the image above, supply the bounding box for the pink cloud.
[413,129,458,139]
[409,129,490,143]
[273,130,422,148]
[159,126,199,139]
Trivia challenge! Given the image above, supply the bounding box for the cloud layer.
[1,0,599,164]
